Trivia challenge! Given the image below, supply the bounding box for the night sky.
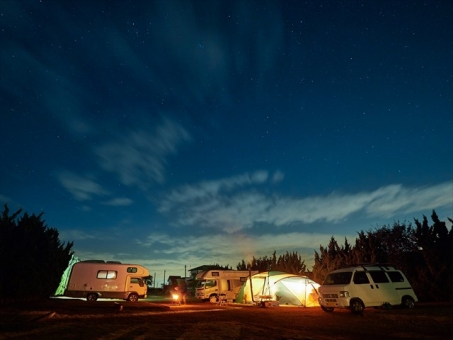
[1,0,452,285]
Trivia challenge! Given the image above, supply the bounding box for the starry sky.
[1,0,452,285]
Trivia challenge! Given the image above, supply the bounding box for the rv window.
[387,271,405,282]
[127,267,138,273]
[97,270,117,279]
[196,280,217,288]
[212,272,219,276]
[353,272,370,284]
[369,271,389,283]
[130,278,144,286]
[205,280,217,288]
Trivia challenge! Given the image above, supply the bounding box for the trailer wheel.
[128,293,139,302]
[86,293,98,302]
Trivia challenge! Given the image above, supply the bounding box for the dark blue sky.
[1,0,452,283]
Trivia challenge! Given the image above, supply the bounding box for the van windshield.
[196,280,217,289]
[323,272,352,285]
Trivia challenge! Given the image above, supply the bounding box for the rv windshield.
[323,272,353,285]
[196,280,217,289]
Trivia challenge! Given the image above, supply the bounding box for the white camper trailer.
[64,260,150,302]
[195,270,257,303]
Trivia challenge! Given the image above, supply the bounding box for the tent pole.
[248,267,255,303]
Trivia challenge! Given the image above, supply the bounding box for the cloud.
[58,171,109,201]
[366,182,453,217]
[272,170,285,183]
[159,176,453,233]
[95,118,191,187]
[135,230,352,273]
[101,197,134,206]
[159,170,272,210]
[0,194,12,205]
[58,229,97,242]
[137,231,333,256]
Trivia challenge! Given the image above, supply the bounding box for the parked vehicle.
[195,270,257,303]
[64,260,150,302]
[318,264,418,313]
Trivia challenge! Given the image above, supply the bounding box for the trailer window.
[97,270,117,279]
[127,267,138,273]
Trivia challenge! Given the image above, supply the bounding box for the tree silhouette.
[312,237,351,284]
[237,251,307,275]
[413,211,453,301]
[312,210,453,301]
[0,204,74,301]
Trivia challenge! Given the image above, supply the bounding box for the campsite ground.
[1,296,452,339]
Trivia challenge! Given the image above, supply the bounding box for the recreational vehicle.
[318,264,418,313]
[64,260,150,302]
[195,270,257,303]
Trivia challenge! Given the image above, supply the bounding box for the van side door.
[368,271,398,305]
[387,271,415,302]
[351,271,380,306]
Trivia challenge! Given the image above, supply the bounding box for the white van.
[195,270,257,303]
[64,260,150,302]
[318,264,418,313]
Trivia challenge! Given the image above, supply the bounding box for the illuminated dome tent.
[236,271,320,307]
[54,255,80,296]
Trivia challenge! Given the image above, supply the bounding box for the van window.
[369,271,390,283]
[323,272,352,285]
[127,267,138,273]
[387,271,405,282]
[353,272,370,284]
[205,280,217,288]
[130,278,144,287]
[196,280,217,288]
[97,270,117,279]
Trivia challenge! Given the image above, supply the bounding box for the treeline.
[237,211,453,302]
[2,202,452,303]
[237,251,307,274]
[0,205,73,302]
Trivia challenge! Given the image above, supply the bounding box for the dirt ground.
[1,297,452,340]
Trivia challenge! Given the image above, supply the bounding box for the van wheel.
[87,293,98,302]
[209,295,218,303]
[321,305,334,312]
[128,293,139,302]
[402,296,415,309]
[350,299,364,314]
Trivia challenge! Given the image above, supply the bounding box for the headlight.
[339,291,349,298]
